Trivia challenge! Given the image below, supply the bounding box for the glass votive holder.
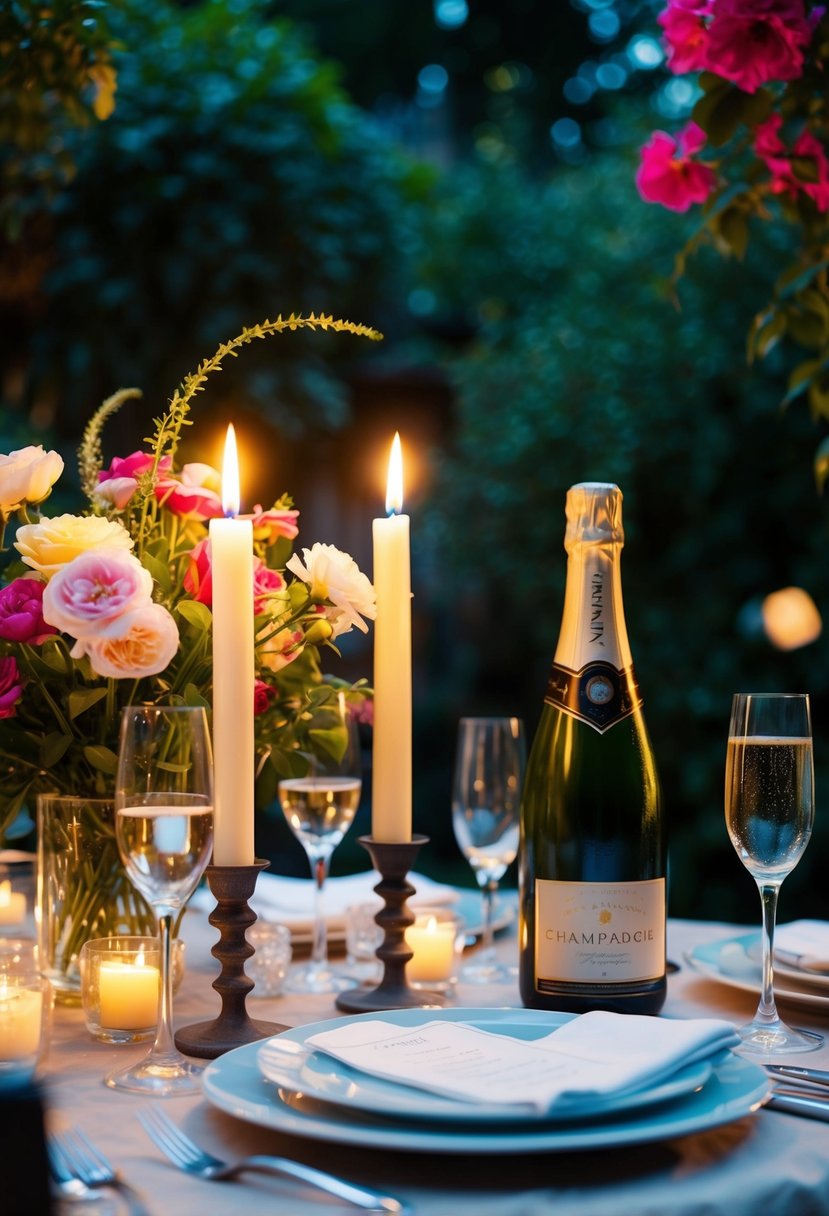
[0,974,52,1090]
[344,900,383,982]
[405,906,466,993]
[80,936,184,1044]
[247,921,292,998]
[0,938,38,978]
[0,868,29,935]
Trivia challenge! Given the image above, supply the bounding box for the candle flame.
[222,423,242,517]
[0,881,9,907]
[385,432,404,517]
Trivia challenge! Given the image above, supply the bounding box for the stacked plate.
[686,921,829,1013]
[202,1007,770,1154]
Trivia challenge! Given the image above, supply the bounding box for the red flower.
[183,540,286,611]
[254,679,276,715]
[636,122,717,212]
[755,115,829,210]
[0,656,24,719]
[659,2,714,73]
[705,0,812,93]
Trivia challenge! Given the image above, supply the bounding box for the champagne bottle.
[518,482,666,1015]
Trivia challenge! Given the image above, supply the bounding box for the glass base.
[104,1051,205,1096]
[284,962,356,995]
[735,1017,823,1057]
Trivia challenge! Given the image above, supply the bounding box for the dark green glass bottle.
[518,483,666,1015]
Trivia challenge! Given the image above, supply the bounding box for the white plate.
[203,1010,770,1155]
[686,932,829,1011]
[257,1008,716,1125]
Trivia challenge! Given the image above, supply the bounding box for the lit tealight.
[761,586,822,651]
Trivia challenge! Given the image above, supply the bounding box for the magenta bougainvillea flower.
[755,114,829,209]
[705,0,812,92]
[636,122,717,211]
[659,1,714,73]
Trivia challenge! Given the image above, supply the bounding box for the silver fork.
[137,1104,409,1213]
[48,1129,151,1216]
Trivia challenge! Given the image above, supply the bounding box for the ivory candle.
[0,881,25,926]
[405,914,456,983]
[0,981,42,1060]
[371,433,412,843]
[210,424,255,866]
[99,957,160,1030]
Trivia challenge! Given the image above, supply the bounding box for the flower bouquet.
[0,313,380,986]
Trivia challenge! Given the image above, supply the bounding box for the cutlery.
[765,1063,829,1090]
[137,1104,409,1213]
[48,1129,150,1216]
[767,1085,829,1122]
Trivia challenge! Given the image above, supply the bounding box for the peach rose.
[72,602,179,678]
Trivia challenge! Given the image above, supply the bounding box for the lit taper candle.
[210,424,255,866]
[371,433,412,842]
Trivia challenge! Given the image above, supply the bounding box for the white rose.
[15,513,133,579]
[0,446,64,514]
[286,543,376,636]
[73,602,179,678]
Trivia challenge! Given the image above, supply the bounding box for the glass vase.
[36,795,156,1005]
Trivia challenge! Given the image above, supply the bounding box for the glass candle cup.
[404,907,465,992]
[0,974,52,1090]
[344,900,383,981]
[80,936,184,1044]
[247,922,292,998]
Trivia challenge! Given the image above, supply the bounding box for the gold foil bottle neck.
[564,482,624,551]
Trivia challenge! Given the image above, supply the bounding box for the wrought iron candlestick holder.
[335,834,444,1013]
[175,860,287,1059]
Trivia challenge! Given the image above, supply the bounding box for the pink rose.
[254,679,276,715]
[156,463,224,520]
[184,537,213,606]
[705,0,811,93]
[73,602,179,678]
[755,115,829,210]
[659,2,714,73]
[0,656,24,718]
[253,560,285,612]
[636,122,717,211]
[96,452,173,509]
[243,504,300,544]
[0,578,57,644]
[42,549,153,639]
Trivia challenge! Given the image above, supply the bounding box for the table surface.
[39,904,829,1216]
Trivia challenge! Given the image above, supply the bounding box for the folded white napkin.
[305,1012,739,1114]
[775,920,829,973]
[192,870,458,932]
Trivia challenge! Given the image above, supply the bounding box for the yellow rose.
[0,445,64,515]
[15,514,134,579]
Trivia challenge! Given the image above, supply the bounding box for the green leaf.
[142,550,172,594]
[748,308,786,363]
[783,357,826,405]
[183,683,210,709]
[808,376,829,422]
[68,687,108,719]
[717,206,749,261]
[83,744,118,775]
[176,600,212,632]
[40,733,73,769]
[309,725,347,763]
[814,435,829,493]
[37,644,70,675]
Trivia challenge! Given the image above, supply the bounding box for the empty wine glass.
[106,705,214,1095]
[277,694,361,994]
[452,716,525,983]
[725,692,822,1055]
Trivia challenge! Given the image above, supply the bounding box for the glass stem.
[310,851,331,970]
[479,877,498,960]
[756,881,780,1023]
[150,911,179,1063]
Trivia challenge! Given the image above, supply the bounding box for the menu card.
[306,1012,739,1113]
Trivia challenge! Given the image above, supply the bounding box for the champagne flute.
[277,694,361,994]
[106,705,214,1094]
[452,716,525,983]
[725,692,822,1055]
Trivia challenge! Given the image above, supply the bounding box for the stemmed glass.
[725,692,822,1055]
[452,716,525,983]
[106,705,214,1094]
[277,694,361,994]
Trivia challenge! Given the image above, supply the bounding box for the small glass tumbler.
[80,936,184,1044]
[0,973,52,1090]
[247,922,292,998]
[344,901,384,982]
[404,907,466,993]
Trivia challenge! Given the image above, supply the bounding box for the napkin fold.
[305,1012,739,1114]
[191,869,458,932]
[775,920,829,974]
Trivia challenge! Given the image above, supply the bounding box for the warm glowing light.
[762,586,822,651]
[221,424,241,517]
[385,432,404,517]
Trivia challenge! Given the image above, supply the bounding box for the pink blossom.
[755,115,829,210]
[253,560,285,612]
[243,504,300,545]
[72,602,179,678]
[0,578,57,644]
[184,538,212,606]
[659,2,714,73]
[636,122,717,211]
[254,679,276,714]
[349,696,374,726]
[42,549,153,639]
[96,452,172,509]
[705,0,812,92]
[156,463,224,520]
[0,656,23,718]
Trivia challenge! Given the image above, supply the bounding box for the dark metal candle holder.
[175,860,287,1059]
[335,834,445,1013]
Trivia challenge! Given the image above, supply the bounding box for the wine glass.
[725,692,822,1055]
[452,716,525,983]
[277,694,361,994]
[106,705,214,1094]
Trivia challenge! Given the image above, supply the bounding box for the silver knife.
[768,1087,829,1122]
[765,1064,829,1090]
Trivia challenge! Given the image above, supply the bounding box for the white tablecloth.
[39,909,829,1216]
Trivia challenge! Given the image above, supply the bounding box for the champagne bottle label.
[544,660,642,733]
[535,878,665,986]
